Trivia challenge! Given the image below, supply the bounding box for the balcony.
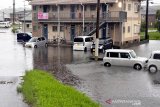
[37,11,127,23]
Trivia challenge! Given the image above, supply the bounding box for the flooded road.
[1,28,160,107]
[68,41,160,107]
[0,28,30,107]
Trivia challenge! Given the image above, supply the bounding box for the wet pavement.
[67,41,160,107]
[0,28,31,107]
[1,28,160,107]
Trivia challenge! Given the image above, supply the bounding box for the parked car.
[73,36,93,51]
[148,51,160,73]
[103,49,148,70]
[91,37,113,52]
[17,32,32,43]
[25,37,48,48]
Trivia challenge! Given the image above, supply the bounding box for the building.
[29,0,141,46]
[10,10,31,23]
[20,12,32,33]
[141,9,156,28]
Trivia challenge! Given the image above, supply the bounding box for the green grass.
[19,70,100,107]
[140,31,160,40]
[148,28,157,30]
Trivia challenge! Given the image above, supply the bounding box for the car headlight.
[99,46,103,49]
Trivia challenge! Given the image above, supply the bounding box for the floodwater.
[1,28,160,107]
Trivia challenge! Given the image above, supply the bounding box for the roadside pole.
[95,0,100,61]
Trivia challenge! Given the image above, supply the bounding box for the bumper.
[73,46,85,51]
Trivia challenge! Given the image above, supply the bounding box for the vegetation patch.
[140,32,160,40]
[19,69,100,107]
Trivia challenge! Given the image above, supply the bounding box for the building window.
[52,26,57,32]
[90,5,96,11]
[52,6,57,11]
[128,4,131,11]
[60,5,65,11]
[60,26,64,32]
[134,24,140,34]
[84,5,87,11]
[134,3,140,13]
[128,26,130,33]
[123,3,126,11]
[26,24,29,28]
[33,6,37,11]
[33,26,37,31]
[123,27,125,33]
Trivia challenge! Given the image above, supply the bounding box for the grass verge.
[140,32,160,40]
[19,69,100,107]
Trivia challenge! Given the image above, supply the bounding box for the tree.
[156,10,160,32]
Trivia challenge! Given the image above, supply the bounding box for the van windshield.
[130,51,137,58]
[74,38,83,42]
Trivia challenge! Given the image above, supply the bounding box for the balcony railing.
[37,11,127,22]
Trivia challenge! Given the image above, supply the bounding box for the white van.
[148,51,160,73]
[0,21,10,28]
[103,49,148,70]
[73,36,93,51]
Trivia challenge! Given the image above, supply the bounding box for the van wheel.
[45,43,48,47]
[84,47,87,52]
[104,62,111,67]
[149,65,157,73]
[34,45,37,48]
[133,64,142,70]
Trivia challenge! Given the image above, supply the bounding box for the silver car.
[25,37,48,48]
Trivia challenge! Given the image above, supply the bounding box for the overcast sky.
[0,0,160,9]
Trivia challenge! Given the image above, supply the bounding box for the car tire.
[133,64,142,70]
[104,62,111,67]
[45,43,48,47]
[34,45,37,48]
[84,47,87,52]
[149,65,158,73]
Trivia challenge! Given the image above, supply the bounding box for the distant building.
[19,12,32,33]
[141,9,156,28]
[10,10,31,23]
[29,0,142,46]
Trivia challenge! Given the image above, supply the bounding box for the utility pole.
[145,0,149,40]
[24,0,26,33]
[3,11,4,21]
[95,0,100,60]
[13,0,15,25]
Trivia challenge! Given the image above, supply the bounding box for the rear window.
[74,38,83,42]
[153,54,160,60]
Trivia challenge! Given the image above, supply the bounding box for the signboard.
[38,12,48,19]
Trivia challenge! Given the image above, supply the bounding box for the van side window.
[107,52,109,57]
[153,54,160,60]
[120,53,130,58]
[110,52,119,58]
[85,38,92,42]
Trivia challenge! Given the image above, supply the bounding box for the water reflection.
[32,46,93,71]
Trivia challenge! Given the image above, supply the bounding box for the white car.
[148,51,160,73]
[73,36,93,51]
[25,37,48,48]
[103,49,148,70]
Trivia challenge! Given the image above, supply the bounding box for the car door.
[85,37,93,50]
[41,37,46,46]
[36,38,41,47]
[119,52,132,67]
[109,52,120,66]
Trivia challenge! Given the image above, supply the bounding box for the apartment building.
[29,0,141,46]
